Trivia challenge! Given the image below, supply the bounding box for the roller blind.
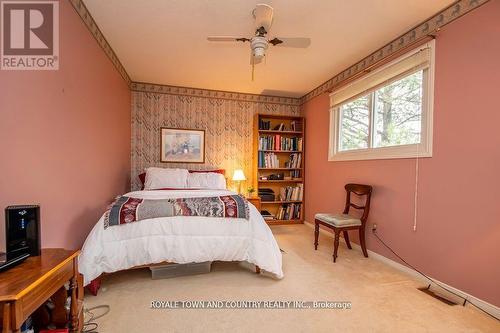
[330,47,431,108]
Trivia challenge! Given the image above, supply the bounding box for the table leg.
[77,274,84,333]
[69,258,79,332]
[2,303,10,333]
[51,287,68,327]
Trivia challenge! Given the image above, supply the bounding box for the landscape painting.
[160,128,205,163]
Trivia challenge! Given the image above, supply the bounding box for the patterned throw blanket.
[104,195,249,229]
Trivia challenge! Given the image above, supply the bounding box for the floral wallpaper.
[131,91,300,191]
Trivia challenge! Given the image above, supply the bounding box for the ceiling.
[83,0,454,98]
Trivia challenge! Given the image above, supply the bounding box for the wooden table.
[0,249,83,333]
[246,196,261,211]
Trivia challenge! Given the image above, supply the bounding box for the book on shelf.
[258,189,276,202]
[258,152,279,168]
[259,119,271,130]
[260,210,276,220]
[272,123,285,131]
[279,184,304,201]
[259,120,303,132]
[258,135,303,151]
[290,120,302,132]
[284,153,302,169]
[276,203,301,220]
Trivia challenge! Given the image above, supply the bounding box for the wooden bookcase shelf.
[258,168,302,171]
[258,150,302,153]
[262,200,303,204]
[258,179,303,183]
[265,220,304,225]
[259,130,303,135]
[253,114,305,225]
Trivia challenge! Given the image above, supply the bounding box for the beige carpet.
[85,225,499,332]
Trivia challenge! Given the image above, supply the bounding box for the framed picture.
[160,128,205,163]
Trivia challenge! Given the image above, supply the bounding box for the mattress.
[78,189,284,285]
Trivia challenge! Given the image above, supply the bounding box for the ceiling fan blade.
[207,36,250,42]
[269,37,311,48]
[253,4,273,32]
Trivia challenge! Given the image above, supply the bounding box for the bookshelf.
[253,114,305,225]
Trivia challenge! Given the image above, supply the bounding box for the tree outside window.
[339,70,424,152]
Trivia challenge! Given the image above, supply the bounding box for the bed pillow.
[144,168,189,190]
[187,172,226,190]
[138,169,225,190]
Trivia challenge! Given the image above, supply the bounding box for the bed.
[78,184,284,286]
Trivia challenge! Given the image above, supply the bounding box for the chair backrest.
[343,184,373,224]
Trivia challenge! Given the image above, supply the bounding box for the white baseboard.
[304,221,500,319]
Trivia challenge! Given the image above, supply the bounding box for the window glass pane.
[373,70,423,148]
[339,94,370,151]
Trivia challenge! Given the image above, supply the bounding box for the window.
[329,41,434,161]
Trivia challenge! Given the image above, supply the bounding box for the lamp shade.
[232,169,246,181]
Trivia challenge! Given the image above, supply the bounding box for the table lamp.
[232,169,246,194]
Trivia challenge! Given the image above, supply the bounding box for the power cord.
[372,229,499,322]
[82,305,110,333]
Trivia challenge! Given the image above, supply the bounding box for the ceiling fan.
[207,4,311,78]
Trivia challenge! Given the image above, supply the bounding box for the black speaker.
[5,205,41,257]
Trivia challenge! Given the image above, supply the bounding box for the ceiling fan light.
[253,47,266,58]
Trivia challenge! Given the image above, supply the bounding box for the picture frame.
[160,128,205,163]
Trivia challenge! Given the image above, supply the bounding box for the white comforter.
[79,189,283,285]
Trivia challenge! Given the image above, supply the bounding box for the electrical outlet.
[372,223,377,231]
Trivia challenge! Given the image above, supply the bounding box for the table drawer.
[17,260,74,326]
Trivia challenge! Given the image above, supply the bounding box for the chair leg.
[359,227,368,258]
[314,221,319,250]
[333,230,340,263]
[343,230,352,249]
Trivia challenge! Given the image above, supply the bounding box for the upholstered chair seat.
[314,213,361,227]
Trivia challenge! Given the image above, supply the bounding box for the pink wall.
[0,1,131,249]
[302,1,500,307]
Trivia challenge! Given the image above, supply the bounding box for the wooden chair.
[314,184,372,262]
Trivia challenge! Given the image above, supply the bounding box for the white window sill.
[328,144,432,162]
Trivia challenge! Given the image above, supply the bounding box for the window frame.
[328,40,435,162]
